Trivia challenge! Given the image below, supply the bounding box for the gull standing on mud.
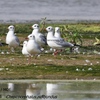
[6,25,20,52]
[46,26,74,55]
[26,34,42,63]
[31,24,47,47]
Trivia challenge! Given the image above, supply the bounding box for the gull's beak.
[25,38,28,40]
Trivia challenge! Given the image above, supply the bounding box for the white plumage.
[26,34,42,56]
[31,24,47,46]
[26,84,40,100]
[6,25,20,48]
[54,27,62,39]
[46,26,74,49]
[22,41,29,56]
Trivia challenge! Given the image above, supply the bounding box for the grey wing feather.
[39,34,47,45]
[15,36,20,44]
[55,40,73,47]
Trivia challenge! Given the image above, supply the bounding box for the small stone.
[88,68,92,71]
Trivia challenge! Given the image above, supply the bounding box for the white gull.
[54,27,63,40]
[22,41,29,56]
[31,24,47,46]
[46,26,74,49]
[26,34,42,57]
[6,25,20,51]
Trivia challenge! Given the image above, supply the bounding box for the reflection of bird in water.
[93,37,100,45]
[46,83,58,95]
[8,83,14,91]
[26,84,40,100]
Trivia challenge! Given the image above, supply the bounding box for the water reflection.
[0,80,100,100]
[8,83,14,91]
[26,84,41,100]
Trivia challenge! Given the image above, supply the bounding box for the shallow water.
[0,0,100,23]
[0,80,100,100]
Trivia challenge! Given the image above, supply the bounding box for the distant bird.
[26,34,42,63]
[46,26,74,55]
[6,25,20,52]
[22,41,29,56]
[31,24,47,46]
[93,37,100,45]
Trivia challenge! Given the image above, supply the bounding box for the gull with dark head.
[6,25,20,52]
[31,24,47,47]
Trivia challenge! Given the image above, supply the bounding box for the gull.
[26,34,42,63]
[6,25,20,52]
[54,27,64,54]
[46,26,74,55]
[22,41,29,57]
[54,27,64,40]
[31,24,47,47]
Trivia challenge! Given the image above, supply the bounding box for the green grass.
[0,22,100,80]
[0,23,100,37]
[0,64,100,80]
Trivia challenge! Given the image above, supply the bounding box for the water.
[0,0,100,23]
[0,80,100,100]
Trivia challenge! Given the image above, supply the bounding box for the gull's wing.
[55,40,74,47]
[39,34,47,45]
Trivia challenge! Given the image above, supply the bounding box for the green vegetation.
[0,22,100,80]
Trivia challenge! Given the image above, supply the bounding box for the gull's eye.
[34,25,36,27]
